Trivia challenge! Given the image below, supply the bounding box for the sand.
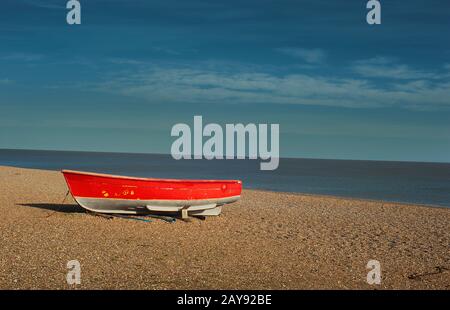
[0,165,448,289]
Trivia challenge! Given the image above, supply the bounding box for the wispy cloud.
[91,62,450,111]
[276,48,327,64]
[108,58,147,65]
[1,53,44,62]
[150,46,182,56]
[352,57,437,80]
[22,0,65,10]
[108,47,196,64]
[0,78,12,84]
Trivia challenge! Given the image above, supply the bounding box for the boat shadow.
[17,203,84,214]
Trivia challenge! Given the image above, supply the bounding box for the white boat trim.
[73,195,240,215]
[146,203,217,212]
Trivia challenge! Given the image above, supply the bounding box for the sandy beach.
[0,165,448,289]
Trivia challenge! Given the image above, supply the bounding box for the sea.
[0,149,449,208]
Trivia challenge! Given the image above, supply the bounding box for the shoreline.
[245,187,450,210]
[1,164,447,210]
[0,166,449,289]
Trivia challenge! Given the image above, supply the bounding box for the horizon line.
[0,147,449,165]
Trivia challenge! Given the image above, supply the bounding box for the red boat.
[62,170,242,218]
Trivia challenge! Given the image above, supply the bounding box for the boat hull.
[62,170,242,216]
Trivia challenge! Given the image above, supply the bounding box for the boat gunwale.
[61,170,242,184]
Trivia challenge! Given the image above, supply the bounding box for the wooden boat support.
[62,170,242,218]
[181,206,189,220]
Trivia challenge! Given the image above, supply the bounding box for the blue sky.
[0,0,449,162]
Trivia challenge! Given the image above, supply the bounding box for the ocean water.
[0,149,449,208]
